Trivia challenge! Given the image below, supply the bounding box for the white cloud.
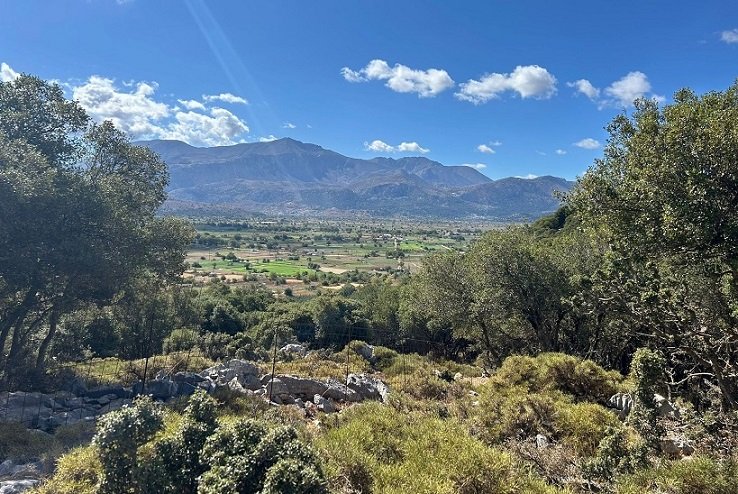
[572,72,662,108]
[721,29,738,44]
[259,135,279,142]
[72,75,249,146]
[477,144,495,154]
[364,139,430,153]
[1,62,19,82]
[555,149,567,155]
[73,76,170,137]
[455,65,557,104]
[574,138,601,149]
[462,163,487,170]
[604,71,652,107]
[341,59,454,97]
[282,122,297,129]
[178,99,206,111]
[515,174,539,179]
[163,108,249,147]
[567,79,600,100]
[202,92,248,104]
[365,140,395,152]
[397,141,429,153]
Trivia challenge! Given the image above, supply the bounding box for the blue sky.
[1,0,737,180]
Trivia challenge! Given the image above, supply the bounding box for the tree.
[567,83,738,409]
[0,74,194,383]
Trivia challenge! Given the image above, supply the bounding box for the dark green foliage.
[93,396,163,493]
[141,392,218,494]
[628,348,666,444]
[198,419,327,494]
[583,427,648,481]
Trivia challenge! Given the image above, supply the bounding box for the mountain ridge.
[139,138,573,220]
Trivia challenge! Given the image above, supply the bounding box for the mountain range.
[140,138,574,220]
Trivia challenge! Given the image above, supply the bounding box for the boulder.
[201,360,262,389]
[280,343,307,357]
[85,386,130,400]
[346,374,390,402]
[660,435,695,457]
[353,342,375,363]
[609,393,633,419]
[654,394,679,418]
[313,394,336,413]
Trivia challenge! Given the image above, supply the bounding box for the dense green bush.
[198,419,327,494]
[93,396,163,493]
[31,446,102,494]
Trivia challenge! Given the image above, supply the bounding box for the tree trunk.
[35,308,59,376]
[0,288,37,369]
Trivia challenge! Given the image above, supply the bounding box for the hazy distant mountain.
[139,138,573,220]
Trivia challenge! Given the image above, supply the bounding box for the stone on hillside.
[346,374,390,402]
[660,435,694,457]
[654,394,679,418]
[353,342,375,363]
[280,343,307,357]
[609,393,633,419]
[313,394,336,413]
[535,434,549,449]
[201,359,261,388]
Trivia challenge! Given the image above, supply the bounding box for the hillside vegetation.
[2,75,738,492]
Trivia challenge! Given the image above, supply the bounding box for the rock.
[353,342,375,363]
[313,394,336,413]
[0,460,15,477]
[294,398,305,408]
[226,377,253,396]
[654,394,679,418]
[280,343,307,357]
[0,480,38,494]
[660,436,694,457]
[263,377,290,397]
[346,374,390,402]
[609,393,633,419]
[453,372,463,382]
[202,360,262,389]
[535,434,549,449]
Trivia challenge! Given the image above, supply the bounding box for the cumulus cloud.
[477,144,495,154]
[567,79,600,100]
[341,59,454,97]
[178,99,206,111]
[455,65,557,104]
[397,141,429,153]
[604,71,654,107]
[1,62,19,82]
[515,174,539,179]
[258,135,279,142]
[202,92,248,104]
[555,149,567,155]
[364,139,430,154]
[574,138,601,149]
[73,76,170,137]
[721,29,738,44]
[72,76,249,146]
[282,122,297,129]
[162,108,249,147]
[571,72,662,108]
[462,163,487,170]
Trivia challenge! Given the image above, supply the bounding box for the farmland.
[183,218,501,295]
